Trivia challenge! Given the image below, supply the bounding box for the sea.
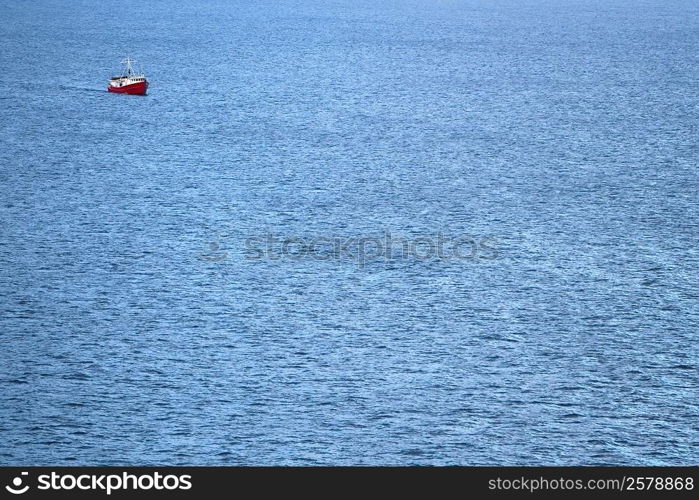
[0,0,697,465]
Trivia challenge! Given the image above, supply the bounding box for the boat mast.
[121,56,135,77]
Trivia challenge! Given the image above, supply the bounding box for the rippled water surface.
[1,0,697,465]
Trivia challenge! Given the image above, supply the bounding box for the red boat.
[108,57,148,95]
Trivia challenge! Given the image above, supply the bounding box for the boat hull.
[107,80,148,95]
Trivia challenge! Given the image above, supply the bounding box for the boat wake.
[58,85,106,94]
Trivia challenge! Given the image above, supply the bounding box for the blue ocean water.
[0,0,697,465]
